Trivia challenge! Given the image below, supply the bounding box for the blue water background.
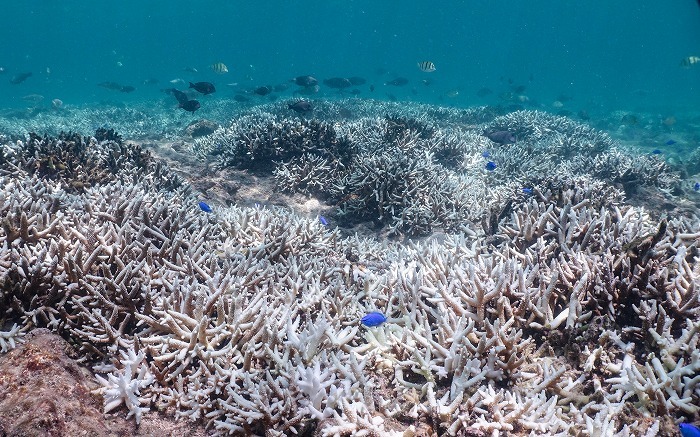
[1,1,699,115]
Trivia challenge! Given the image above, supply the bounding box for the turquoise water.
[1,1,700,114]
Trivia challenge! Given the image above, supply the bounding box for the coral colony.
[1,101,699,436]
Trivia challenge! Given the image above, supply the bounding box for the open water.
[1,1,699,114]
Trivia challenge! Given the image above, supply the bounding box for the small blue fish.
[651,149,662,154]
[198,201,212,213]
[485,161,497,171]
[361,312,387,327]
[522,188,533,195]
[679,423,700,437]
[482,151,491,158]
[666,139,677,146]
[694,182,700,192]
[319,215,328,226]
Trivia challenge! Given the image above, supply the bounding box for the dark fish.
[288,100,313,113]
[385,77,408,86]
[119,85,135,93]
[512,84,527,93]
[666,139,677,145]
[651,149,662,154]
[680,423,700,437]
[369,84,375,92]
[10,72,32,84]
[485,161,497,171]
[98,81,122,91]
[253,86,271,96]
[318,215,328,226]
[180,100,201,113]
[522,188,533,195]
[484,130,516,144]
[189,81,216,95]
[198,201,212,212]
[233,94,250,102]
[293,75,318,87]
[348,76,366,86]
[323,77,352,89]
[361,312,387,327]
[482,151,491,158]
[694,182,700,192]
[621,114,638,125]
[165,88,190,105]
[477,87,493,97]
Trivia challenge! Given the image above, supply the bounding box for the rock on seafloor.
[0,329,207,437]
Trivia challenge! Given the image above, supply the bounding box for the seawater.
[1,1,699,118]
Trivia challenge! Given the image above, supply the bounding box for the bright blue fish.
[319,215,328,226]
[694,182,700,192]
[679,423,700,437]
[666,139,677,146]
[522,188,533,195]
[361,312,387,327]
[651,149,662,155]
[485,161,497,171]
[198,201,212,213]
[482,151,491,158]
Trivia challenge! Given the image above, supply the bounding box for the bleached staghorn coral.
[3,128,700,435]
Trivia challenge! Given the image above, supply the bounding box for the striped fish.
[680,56,700,67]
[211,62,229,74]
[417,61,436,72]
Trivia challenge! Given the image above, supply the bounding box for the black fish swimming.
[348,76,366,86]
[98,81,122,91]
[293,75,318,87]
[10,72,32,84]
[165,88,190,105]
[119,85,135,93]
[254,86,271,96]
[484,130,516,144]
[288,100,313,114]
[179,100,201,113]
[323,77,352,89]
[385,77,408,86]
[189,81,216,95]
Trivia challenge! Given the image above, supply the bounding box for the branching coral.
[2,114,699,436]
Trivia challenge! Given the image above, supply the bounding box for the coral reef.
[196,106,680,237]
[1,101,698,436]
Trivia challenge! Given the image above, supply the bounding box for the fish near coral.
[484,161,497,171]
[189,81,216,95]
[179,100,200,113]
[484,130,516,144]
[679,423,700,437]
[198,201,212,212]
[361,312,387,327]
[288,100,313,114]
[318,215,328,226]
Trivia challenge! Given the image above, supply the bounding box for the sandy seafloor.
[1,97,700,436]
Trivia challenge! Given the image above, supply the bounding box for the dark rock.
[0,329,208,436]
